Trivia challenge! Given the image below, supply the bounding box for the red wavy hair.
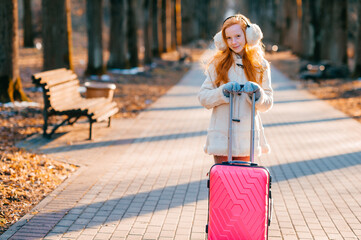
[210,14,266,87]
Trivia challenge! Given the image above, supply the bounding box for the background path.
[2,51,361,240]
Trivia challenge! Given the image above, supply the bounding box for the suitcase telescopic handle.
[228,91,256,163]
[222,161,258,166]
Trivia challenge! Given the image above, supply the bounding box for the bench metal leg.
[108,117,111,127]
[43,110,49,138]
[88,116,93,140]
[68,116,81,125]
[44,116,74,139]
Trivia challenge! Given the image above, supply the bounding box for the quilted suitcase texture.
[207,163,271,239]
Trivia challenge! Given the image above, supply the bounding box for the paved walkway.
[2,51,361,240]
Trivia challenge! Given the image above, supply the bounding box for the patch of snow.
[0,101,40,108]
[108,67,145,75]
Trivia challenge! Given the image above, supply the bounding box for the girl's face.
[225,24,246,54]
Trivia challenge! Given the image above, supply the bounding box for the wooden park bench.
[32,68,119,140]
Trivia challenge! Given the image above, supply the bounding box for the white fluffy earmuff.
[213,22,263,51]
[245,23,263,46]
[213,31,227,51]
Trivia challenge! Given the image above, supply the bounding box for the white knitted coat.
[198,54,273,157]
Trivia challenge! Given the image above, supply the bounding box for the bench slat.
[42,73,78,87]
[47,88,80,100]
[83,98,110,113]
[96,108,119,122]
[55,98,105,112]
[49,94,83,110]
[72,98,106,111]
[50,98,84,112]
[92,102,118,119]
[46,85,81,99]
[32,68,68,80]
[46,79,80,93]
[36,70,73,81]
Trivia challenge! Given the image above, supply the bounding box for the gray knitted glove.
[222,81,242,97]
[243,81,261,101]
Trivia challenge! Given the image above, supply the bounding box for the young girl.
[198,14,273,164]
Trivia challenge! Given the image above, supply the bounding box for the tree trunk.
[175,0,182,45]
[161,0,166,52]
[86,0,104,75]
[258,0,273,42]
[312,0,322,62]
[127,0,139,67]
[23,0,34,47]
[155,0,164,55]
[283,0,301,53]
[299,0,318,60]
[170,0,176,50]
[108,0,127,69]
[151,0,160,57]
[213,0,227,31]
[319,0,333,60]
[329,0,348,65]
[143,0,153,65]
[198,0,208,39]
[181,0,199,43]
[249,0,261,24]
[0,0,28,102]
[42,0,73,71]
[353,0,361,76]
[274,0,285,45]
[181,0,190,43]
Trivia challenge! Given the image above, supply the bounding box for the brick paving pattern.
[2,51,361,240]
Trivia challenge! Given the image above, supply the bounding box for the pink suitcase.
[206,91,272,240]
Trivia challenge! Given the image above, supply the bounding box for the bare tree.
[86,0,104,75]
[181,0,198,43]
[175,0,182,45]
[283,0,301,54]
[198,0,208,39]
[353,0,361,76]
[23,0,34,47]
[170,0,176,50]
[143,0,153,64]
[127,0,139,67]
[42,0,73,70]
[161,0,169,52]
[299,0,315,59]
[151,0,161,57]
[180,0,191,43]
[0,0,28,102]
[319,0,333,60]
[108,0,127,69]
[315,0,347,65]
[206,0,227,39]
[329,0,348,65]
[299,0,324,61]
[154,0,164,56]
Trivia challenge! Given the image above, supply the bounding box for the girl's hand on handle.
[222,81,242,97]
[244,82,261,101]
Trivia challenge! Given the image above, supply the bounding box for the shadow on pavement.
[39,130,208,154]
[34,115,353,154]
[263,116,352,128]
[144,105,203,111]
[9,151,360,239]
